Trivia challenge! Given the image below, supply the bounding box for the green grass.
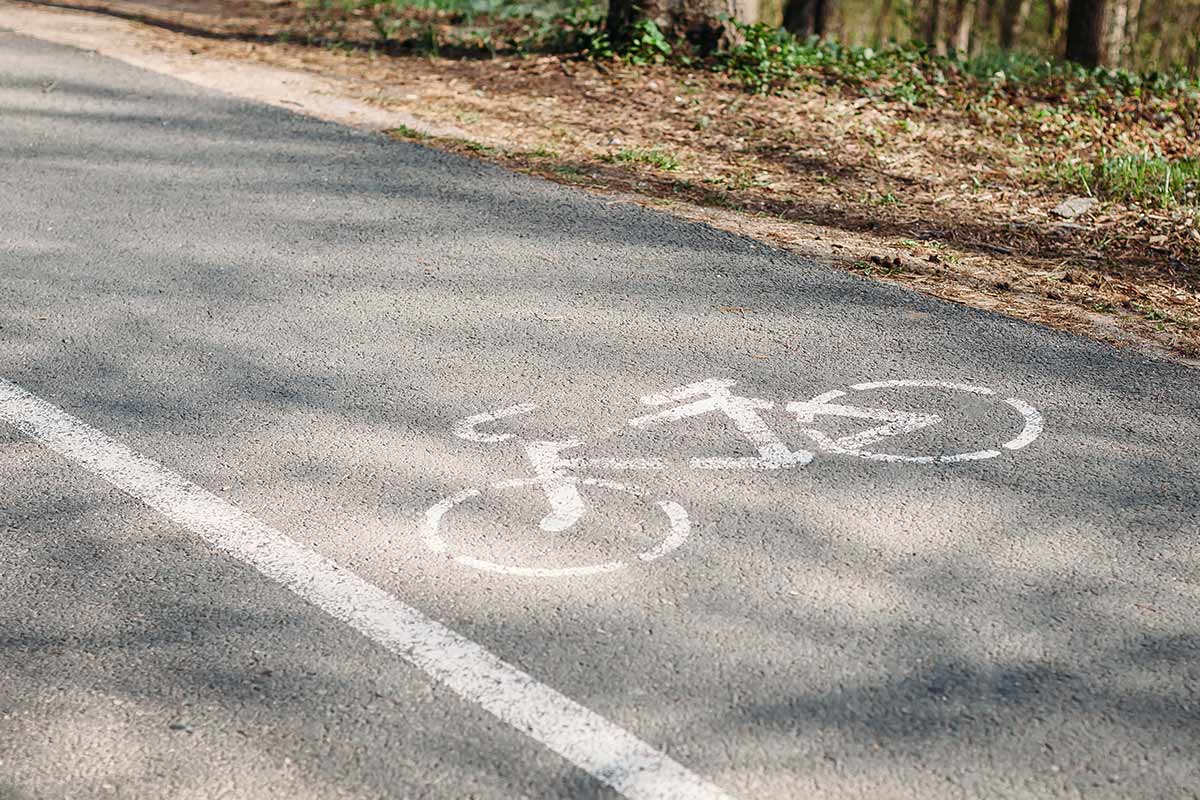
[607,147,680,171]
[849,258,904,277]
[461,140,503,155]
[964,48,1200,94]
[387,124,430,139]
[1047,154,1200,208]
[305,0,610,57]
[718,20,1200,104]
[309,0,578,25]
[717,23,973,100]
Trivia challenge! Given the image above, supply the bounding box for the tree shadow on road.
[2,53,1199,798]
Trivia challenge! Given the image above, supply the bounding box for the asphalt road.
[2,25,1198,800]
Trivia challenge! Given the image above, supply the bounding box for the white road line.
[0,378,733,800]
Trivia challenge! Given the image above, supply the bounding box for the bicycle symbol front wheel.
[792,379,1043,463]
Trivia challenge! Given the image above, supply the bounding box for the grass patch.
[1047,154,1200,208]
[388,124,430,140]
[850,258,905,277]
[303,0,613,58]
[717,20,1200,114]
[606,147,680,171]
[461,140,502,154]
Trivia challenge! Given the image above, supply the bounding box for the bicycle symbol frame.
[423,378,1043,578]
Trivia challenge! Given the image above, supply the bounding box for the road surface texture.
[2,24,1198,800]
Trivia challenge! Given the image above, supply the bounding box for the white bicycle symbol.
[423,378,1043,578]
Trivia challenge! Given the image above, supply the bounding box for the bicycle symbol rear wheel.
[422,478,691,577]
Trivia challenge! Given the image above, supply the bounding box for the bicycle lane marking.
[424,377,1046,577]
[0,377,734,800]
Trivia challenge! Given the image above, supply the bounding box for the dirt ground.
[10,0,1200,364]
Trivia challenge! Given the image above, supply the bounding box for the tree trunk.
[972,0,994,55]
[998,0,1033,48]
[873,0,894,43]
[951,0,976,53]
[1065,0,1107,66]
[1121,0,1142,66]
[756,0,785,27]
[923,0,947,53]
[1144,0,1163,65]
[1103,0,1129,66]
[607,0,739,53]
[979,0,997,32]
[1189,20,1200,72]
[1047,0,1068,53]
[783,0,829,37]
